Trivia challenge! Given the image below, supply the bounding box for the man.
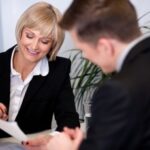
[25,0,150,150]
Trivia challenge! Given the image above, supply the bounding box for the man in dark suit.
[24,0,150,150]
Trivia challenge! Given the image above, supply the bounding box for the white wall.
[0,0,3,50]
[131,0,150,32]
[0,0,150,53]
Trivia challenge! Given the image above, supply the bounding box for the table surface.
[0,122,86,144]
[0,129,50,144]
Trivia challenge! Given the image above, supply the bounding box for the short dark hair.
[60,0,141,44]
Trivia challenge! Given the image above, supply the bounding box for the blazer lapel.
[18,75,46,115]
[17,61,55,118]
[15,76,47,124]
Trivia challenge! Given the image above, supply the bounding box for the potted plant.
[67,49,110,120]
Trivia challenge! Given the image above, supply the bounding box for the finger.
[0,104,7,119]
[64,127,75,135]
[0,108,6,119]
[1,113,8,120]
[26,135,52,146]
[64,127,77,139]
[73,128,83,148]
[0,110,3,118]
[0,103,7,113]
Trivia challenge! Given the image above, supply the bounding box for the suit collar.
[118,35,150,72]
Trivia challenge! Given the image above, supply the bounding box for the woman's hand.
[0,103,8,120]
[23,128,83,150]
[22,134,53,150]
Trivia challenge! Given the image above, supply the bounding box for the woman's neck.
[13,50,36,80]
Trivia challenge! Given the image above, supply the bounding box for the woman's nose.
[31,39,39,50]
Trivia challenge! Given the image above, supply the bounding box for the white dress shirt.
[8,47,49,121]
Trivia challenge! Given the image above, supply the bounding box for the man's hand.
[45,127,83,150]
[23,127,83,150]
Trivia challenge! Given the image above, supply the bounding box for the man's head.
[60,0,141,73]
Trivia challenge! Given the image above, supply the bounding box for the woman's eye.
[26,34,33,39]
[41,40,49,44]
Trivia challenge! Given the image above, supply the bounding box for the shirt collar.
[11,46,19,76]
[33,56,49,76]
[116,33,150,72]
[11,46,49,77]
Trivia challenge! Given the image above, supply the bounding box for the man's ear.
[97,38,115,57]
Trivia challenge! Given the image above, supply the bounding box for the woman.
[0,2,80,138]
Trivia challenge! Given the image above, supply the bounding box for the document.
[0,119,28,142]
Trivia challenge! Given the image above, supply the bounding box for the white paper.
[0,119,28,142]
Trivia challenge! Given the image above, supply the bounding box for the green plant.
[138,11,150,33]
[67,49,110,119]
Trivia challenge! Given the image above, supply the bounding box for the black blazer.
[80,37,150,150]
[0,46,80,138]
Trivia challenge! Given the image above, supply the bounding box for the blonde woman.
[0,2,79,138]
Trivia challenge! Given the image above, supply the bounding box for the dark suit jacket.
[0,46,80,138]
[80,37,150,150]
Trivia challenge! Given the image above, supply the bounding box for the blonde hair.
[16,2,64,61]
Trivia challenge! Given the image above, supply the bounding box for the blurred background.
[0,0,75,53]
[0,0,150,121]
[0,0,150,53]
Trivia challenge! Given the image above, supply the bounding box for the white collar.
[11,46,49,77]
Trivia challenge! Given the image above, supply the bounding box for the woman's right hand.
[0,103,8,120]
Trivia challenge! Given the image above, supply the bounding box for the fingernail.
[21,141,29,145]
[21,141,24,145]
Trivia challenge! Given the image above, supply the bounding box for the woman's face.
[18,27,52,64]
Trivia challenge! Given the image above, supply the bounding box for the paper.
[0,119,28,142]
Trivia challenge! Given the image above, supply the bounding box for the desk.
[0,129,50,144]
[0,130,50,150]
[0,142,25,150]
[0,122,86,148]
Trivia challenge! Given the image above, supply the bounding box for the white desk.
[0,122,86,145]
[0,129,50,144]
